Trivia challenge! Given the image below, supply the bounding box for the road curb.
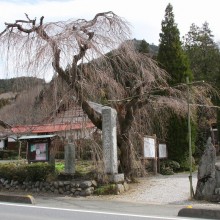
[178,207,220,219]
[0,193,35,204]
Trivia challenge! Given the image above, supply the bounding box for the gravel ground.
[94,172,220,208]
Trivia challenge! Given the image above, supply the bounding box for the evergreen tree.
[183,22,220,155]
[183,22,220,83]
[138,39,149,54]
[157,3,192,85]
[157,3,195,168]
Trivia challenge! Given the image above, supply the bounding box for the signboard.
[0,139,4,150]
[159,143,167,158]
[143,136,156,158]
[29,142,48,162]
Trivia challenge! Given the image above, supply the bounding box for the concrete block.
[0,193,35,204]
[109,173,124,183]
[178,207,220,219]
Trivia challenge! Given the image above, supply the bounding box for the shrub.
[179,156,196,172]
[166,115,197,170]
[55,162,65,173]
[94,184,116,195]
[160,159,180,175]
[0,150,18,160]
[0,162,55,182]
[0,163,18,180]
[26,163,55,182]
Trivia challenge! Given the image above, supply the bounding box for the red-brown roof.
[11,122,95,134]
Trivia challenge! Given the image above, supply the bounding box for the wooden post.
[153,158,157,175]
[153,134,157,175]
[26,142,28,160]
[157,156,160,174]
[18,141,21,159]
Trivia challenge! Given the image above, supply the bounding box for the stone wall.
[0,178,129,196]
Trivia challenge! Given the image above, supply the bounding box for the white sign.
[144,136,156,158]
[0,139,4,149]
[159,144,167,158]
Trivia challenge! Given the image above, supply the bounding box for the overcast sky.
[0,0,220,80]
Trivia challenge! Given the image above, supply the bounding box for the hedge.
[0,162,54,182]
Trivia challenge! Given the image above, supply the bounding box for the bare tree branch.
[0,12,216,177]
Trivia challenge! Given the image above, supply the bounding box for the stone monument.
[194,137,216,200]
[102,106,124,183]
[64,137,75,174]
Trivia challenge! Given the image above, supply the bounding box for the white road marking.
[0,202,190,219]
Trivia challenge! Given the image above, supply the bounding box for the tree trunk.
[118,133,135,177]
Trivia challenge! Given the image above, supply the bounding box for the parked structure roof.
[18,134,57,140]
[11,122,95,134]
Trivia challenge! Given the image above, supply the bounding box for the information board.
[29,142,48,161]
[143,136,156,158]
[158,143,167,158]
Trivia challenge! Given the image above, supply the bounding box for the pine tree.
[157,3,192,85]
[184,22,220,156]
[183,22,220,83]
[138,39,149,54]
[157,3,195,168]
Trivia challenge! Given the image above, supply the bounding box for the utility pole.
[187,77,193,199]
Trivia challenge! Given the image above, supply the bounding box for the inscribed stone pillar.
[64,140,75,174]
[195,137,216,200]
[102,106,118,174]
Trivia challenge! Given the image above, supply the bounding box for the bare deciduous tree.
[0,12,215,176]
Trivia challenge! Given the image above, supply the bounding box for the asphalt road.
[35,196,184,217]
[0,202,200,220]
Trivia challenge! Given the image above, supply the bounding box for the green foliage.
[0,163,18,180]
[132,39,158,56]
[160,160,180,175]
[94,184,116,195]
[194,112,210,160]
[76,160,94,174]
[0,162,54,182]
[0,150,19,160]
[138,39,149,54]
[55,160,95,180]
[157,4,196,170]
[166,114,197,170]
[157,3,192,85]
[183,22,220,158]
[26,163,55,181]
[179,156,196,172]
[183,22,220,84]
[55,162,65,173]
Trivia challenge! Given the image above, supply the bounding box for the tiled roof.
[11,122,95,134]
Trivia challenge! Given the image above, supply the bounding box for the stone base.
[108,173,124,183]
